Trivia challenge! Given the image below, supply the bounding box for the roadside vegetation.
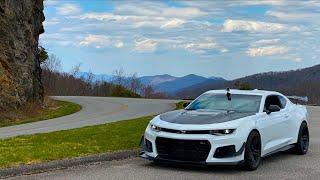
[41,53,167,99]
[175,101,187,109]
[0,116,152,168]
[176,64,320,105]
[0,98,81,127]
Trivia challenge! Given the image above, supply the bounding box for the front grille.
[160,127,211,134]
[156,137,211,162]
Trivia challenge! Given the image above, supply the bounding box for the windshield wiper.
[185,108,208,111]
[185,108,197,111]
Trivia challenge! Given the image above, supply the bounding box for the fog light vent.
[214,145,236,158]
[144,139,153,152]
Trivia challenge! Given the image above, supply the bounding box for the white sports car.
[140,89,309,170]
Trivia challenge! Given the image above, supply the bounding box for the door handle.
[284,114,289,118]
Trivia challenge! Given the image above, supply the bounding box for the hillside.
[139,74,177,86]
[0,0,44,110]
[42,70,140,98]
[72,72,225,95]
[176,64,320,104]
[140,74,225,94]
[155,74,214,93]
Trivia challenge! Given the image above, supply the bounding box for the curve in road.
[0,96,179,139]
[9,106,320,180]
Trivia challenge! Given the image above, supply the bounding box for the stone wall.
[0,0,44,110]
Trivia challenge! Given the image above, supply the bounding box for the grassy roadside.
[0,116,152,168]
[0,100,81,127]
[0,101,182,168]
[175,101,187,109]
[175,100,192,110]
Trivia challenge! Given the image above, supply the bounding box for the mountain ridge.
[176,64,320,104]
[76,72,225,94]
[140,74,225,94]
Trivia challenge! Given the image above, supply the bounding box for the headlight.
[209,129,235,136]
[150,124,161,132]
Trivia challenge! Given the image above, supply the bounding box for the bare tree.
[41,54,62,73]
[142,85,155,98]
[41,53,143,98]
[128,73,142,94]
[70,63,82,77]
[85,70,94,84]
[112,68,126,87]
[84,70,95,94]
[41,54,62,94]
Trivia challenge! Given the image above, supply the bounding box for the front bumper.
[140,127,246,165]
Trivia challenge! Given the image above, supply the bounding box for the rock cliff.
[0,0,44,110]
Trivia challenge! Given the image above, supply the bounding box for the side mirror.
[183,102,190,108]
[267,105,281,114]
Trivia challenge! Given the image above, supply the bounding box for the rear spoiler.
[287,96,308,105]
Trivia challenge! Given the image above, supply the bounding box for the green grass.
[0,116,152,168]
[0,101,183,168]
[0,100,81,127]
[175,101,187,109]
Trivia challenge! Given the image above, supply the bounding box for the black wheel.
[294,122,309,155]
[243,131,261,171]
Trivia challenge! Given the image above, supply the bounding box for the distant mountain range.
[76,64,320,104]
[76,72,225,94]
[176,64,320,104]
[76,72,114,82]
[139,74,177,86]
[139,74,225,94]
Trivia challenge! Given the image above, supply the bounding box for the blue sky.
[41,0,320,80]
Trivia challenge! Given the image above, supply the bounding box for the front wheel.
[243,131,262,171]
[294,122,309,155]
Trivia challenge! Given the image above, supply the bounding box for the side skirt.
[262,144,295,158]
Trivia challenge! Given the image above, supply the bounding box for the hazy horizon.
[41,0,320,79]
[75,63,317,81]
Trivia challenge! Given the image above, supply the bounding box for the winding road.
[8,106,320,180]
[0,96,179,139]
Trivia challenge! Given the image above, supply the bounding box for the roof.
[205,89,282,96]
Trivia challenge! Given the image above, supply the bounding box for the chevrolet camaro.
[140,89,309,170]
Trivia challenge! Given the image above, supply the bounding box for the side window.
[278,96,287,109]
[264,95,282,112]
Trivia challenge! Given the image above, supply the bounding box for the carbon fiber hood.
[159,109,255,125]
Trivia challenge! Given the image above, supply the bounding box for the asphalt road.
[10,106,320,180]
[0,96,178,139]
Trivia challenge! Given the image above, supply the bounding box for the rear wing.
[287,96,308,105]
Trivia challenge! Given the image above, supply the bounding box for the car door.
[259,95,289,154]
[278,95,295,142]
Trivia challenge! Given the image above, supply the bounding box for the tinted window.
[264,95,282,112]
[278,96,287,109]
[186,94,262,113]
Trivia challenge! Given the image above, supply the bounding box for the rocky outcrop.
[0,0,44,110]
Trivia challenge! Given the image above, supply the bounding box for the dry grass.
[0,97,81,127]
[0,98,50,122]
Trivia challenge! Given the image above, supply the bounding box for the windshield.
[186,93,262,113]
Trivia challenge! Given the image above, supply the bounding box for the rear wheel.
[294,122,309,155]
[243,131,261,171]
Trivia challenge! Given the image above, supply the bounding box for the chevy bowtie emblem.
[179,130,186,134]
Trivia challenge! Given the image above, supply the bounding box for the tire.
[243,131,262,171]
[294,122,309,155]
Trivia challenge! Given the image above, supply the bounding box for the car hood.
[159,109,256,125]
